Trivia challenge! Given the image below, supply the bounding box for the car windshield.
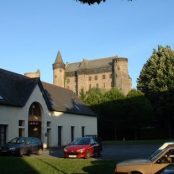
[148,142,174,161]
[70,137,91,145]
[8,137,25,144]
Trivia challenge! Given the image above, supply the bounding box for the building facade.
[0,69,97,148]
[53,51,132,95]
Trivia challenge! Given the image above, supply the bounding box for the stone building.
[53,51,132,95]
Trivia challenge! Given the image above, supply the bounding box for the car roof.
[159,142,174,150]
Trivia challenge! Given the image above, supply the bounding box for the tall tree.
[126,89,154,139]
[137,45,174,138]
[137,45,174,94]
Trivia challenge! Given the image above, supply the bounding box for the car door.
[152,150,173,174]
[90,138,99,155]
[24,138,32,154]
[31,138,41,154]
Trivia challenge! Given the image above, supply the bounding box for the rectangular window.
[19,128,25,137]
[47,121,51,128]
[67,78,70,84]
[71,126,75,142]
[95,75,98,80]
[89,84,92,89]
[19,120,25,137]
[58,126,62,147]
[96,83,99,88]
[0,125,7,147]
[89,76,92,81]
[81,126,85,137]
[102,74,105,79]
[19,120,25,127]
[110,74,112,78]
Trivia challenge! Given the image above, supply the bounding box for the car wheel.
[85,151,91,159]
[17,149,23,157]
[37,149,43,155]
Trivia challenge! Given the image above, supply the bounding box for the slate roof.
[66,56,127,72]
[0,68,96,117]
[0,68,39,107]
[42,82,96,116]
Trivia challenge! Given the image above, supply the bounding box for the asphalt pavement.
[42,143,161,162]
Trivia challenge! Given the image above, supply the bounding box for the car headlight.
[64,148,68,152]
[77,148,85,153]
[9,147,16,151]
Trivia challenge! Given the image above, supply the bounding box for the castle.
[52,51,132,95]
[25,51,132,95]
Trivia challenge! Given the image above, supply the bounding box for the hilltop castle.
[52,51,132,95]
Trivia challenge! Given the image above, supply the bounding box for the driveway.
[43,143,160,162]
[100,143,160,162]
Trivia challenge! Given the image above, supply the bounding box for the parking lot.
[44,143,161,162]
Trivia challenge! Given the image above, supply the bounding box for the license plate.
[69,155,77,158]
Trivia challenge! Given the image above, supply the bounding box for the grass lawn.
[0,156,116,174]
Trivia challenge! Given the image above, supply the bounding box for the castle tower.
[52,51,65,87]
[24,69,40,78]
[112,58,132,95]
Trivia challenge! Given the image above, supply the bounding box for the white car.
[114,142,174,174]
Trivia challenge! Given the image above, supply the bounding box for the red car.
[64,137,101,159]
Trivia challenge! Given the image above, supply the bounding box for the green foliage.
[81,88,153,140]
[82,88,104,105]
[137,45,174,138]
[103,88,125,102]
[127,88,144,97]
[137,45,174,94]
[126,89,154,130]
[79,88,85,101]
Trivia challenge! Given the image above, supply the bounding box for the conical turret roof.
[53,51,65,69]
[55,51,64,64]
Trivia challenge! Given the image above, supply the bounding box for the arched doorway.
[28,102,42,139]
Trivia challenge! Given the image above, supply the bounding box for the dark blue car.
[1,137,43,156]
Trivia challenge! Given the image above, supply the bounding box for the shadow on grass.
[36,158,67,174]
[0,156,39,174]
[82,159,116,174]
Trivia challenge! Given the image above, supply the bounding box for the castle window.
[89,76,92,81]
[59,69,62,73]
[95,75,98,80]
[110,74,112,78]
[103,83,105,88]
[89,84,92,89]
[96,83,99,88]
[102,75,105,79]
[67,78,70,84]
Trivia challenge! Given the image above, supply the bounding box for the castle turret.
[53,51,65,87]
[112,58,132,95]
[24,69,40,78]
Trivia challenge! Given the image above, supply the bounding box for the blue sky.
[1,0,174,88]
